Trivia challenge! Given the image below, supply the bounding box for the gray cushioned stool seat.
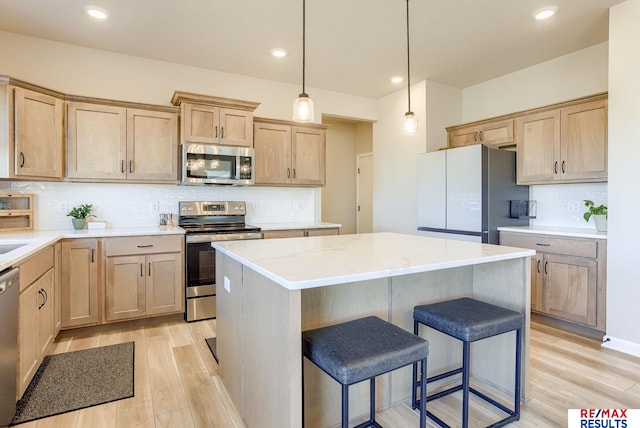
[413,297,523,342]
[303,316,429,385]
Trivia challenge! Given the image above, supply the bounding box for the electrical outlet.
[151,201,159,212]
[58,201,68,213]
[224,276,231,293]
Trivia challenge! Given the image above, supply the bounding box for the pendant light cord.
[302,0,307,96]
[406,0,411,113]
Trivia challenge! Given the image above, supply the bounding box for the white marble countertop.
[254,221,341,231]
[498,225,607,240]
[0,226,184,271]
[213,232,535,290]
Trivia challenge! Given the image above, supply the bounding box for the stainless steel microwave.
[182,144,254,185]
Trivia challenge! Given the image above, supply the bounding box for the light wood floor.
[17,316,640,428]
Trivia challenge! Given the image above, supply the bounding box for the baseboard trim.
[602,335,640,358]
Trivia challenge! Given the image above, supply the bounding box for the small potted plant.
[67,204,95,230]
[583,200,607,232]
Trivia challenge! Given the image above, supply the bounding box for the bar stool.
[412,297,523,428]
[302,316,429,428]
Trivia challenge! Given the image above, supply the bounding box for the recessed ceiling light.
[85,5,109,20]
[270,48,288,58]
[391,76,404,84]
[534,6,557,20]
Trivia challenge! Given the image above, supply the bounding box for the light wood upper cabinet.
[172,91,260,147]
[448,118,514,148]
[0,82,65,180]
[254,118,327,187]
[67,100,179,183]
[61,238,100,329]
[516,95,607,185]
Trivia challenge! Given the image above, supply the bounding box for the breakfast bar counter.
[213,232,534,428]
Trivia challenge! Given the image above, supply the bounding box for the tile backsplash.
[529,182,608,229]
[2,181,318,231]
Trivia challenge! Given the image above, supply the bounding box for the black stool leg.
[412,320,419,409]
[342,383,349,428]
[369,377,376,424]
[514,328,522,419]
[462,340,470,428]
[419,357,427,428]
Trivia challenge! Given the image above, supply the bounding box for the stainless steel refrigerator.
[416,144,529,244]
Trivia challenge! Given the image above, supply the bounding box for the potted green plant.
[67,204,95,230]
[583,200,607,232]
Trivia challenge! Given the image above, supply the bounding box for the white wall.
[462,42,609,122]
[0,31,379,227]
[604,0,640,356]
[425,81,462,152]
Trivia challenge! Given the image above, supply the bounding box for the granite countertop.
[254,222,342,231]
[213,232,535,291]
[0,226,184,271]
[497,225,607,240]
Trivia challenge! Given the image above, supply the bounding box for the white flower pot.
[593,215,607,232]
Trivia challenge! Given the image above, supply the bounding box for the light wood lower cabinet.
[262,227,339,239]
[18,246,56,397]
[500,231,606,332]
[104,235,183,322]
[61,239,100,329]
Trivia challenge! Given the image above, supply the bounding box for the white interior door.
[416,151,446,229]
[356,153,373,233]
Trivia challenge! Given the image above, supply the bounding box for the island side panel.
[301,278,388,428]
[242,266,302,428]
[216,253,245,416]
[389,265,474,402]
[471,256,531,400]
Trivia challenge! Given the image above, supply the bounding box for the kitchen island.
[213,232,534,428]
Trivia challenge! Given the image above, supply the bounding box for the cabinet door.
[13,87,64,178]
[126,108,179,182]
[219,108,253,147]
[530,254,544,312]
[478,119,514,147]
[105,255,146,321]
[18,283,38,396]
[67,102,127,180]
[291,127,325,185]
[543,254,597,326]
[61,239,99,328]
[54,242,61,335]
[146,253,183,315]
[182,103,219,144]
[560,99,607,181]
[448,125,478,148]
[37,269,55,356]
[254,122,291,184]
[516,109,560,184]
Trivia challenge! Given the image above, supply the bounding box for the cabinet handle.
[536,259,541,273]
[293,168,296,179]
[137,244,153,248]
[140,263,144,277]
[215,126,218,138]
[287,168,291,178]
[42,288,48,306]
[536,243,551,247]
[121,160,125,173]
[91,249,95,263]
[561,160,565,174]
[19,152,25,168]
[129,160,133,173]
[474,131,478,142]
[544,261,549,275]
[37,289,44,310]
[148,262,151,276]
[554,161,558,174]
[221,127,224,139]
[479,130,484,141]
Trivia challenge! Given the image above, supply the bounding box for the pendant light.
[401,0,418,135]
[293,0,314,122]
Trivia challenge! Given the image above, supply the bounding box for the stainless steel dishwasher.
[0,267,19,428]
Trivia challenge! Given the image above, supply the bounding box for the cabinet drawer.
[500,232,597,258]
[18,246,55,292]
[105,235,183,256]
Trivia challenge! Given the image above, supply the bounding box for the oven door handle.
[186,232,262,243]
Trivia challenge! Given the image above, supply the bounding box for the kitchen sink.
[0,243,29,255]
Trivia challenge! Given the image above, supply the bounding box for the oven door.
[184,231,262,322]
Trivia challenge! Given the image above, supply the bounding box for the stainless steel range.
[179,201,261,322]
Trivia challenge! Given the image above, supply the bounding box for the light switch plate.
[224,276,231,292]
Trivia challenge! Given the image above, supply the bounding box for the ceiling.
[0,0,625,98]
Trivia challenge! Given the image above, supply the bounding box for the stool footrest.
[469,387,516,418]
[427,367,462,383]
[352,420,384,428]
